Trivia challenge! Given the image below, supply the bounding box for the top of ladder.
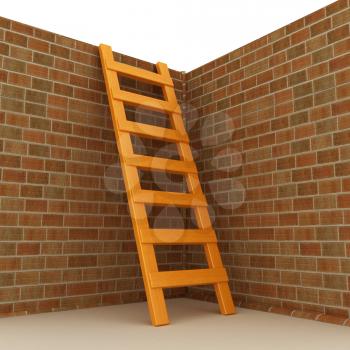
[99,44,174,87]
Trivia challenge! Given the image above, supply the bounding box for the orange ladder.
[99,44,235,326]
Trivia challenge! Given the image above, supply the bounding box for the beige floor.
[0,298,349,350]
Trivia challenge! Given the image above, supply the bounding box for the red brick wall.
[185,0,350,324]
[0,16,186,315]
[1,0,350,325]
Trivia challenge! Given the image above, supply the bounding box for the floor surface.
[0,298,349,350]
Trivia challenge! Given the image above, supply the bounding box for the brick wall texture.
[185,0,350,325]
[1,0,350,326]
[0,15,186,315]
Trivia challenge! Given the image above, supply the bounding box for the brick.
[293,82,312,98]
[312,134,332,150]
[270,77,287,92]
[326,0,348,16]
[3,169,25,182]
[32,77,53,92]
[310,18,331,37]
[1,84,25,99]
[306,35,327,52]
[42,214,63,226]
[0,154,21,168]
[68,255,97,268]
[11,21,33,35]
[16,271,39,285]
[7,72,30,87]
[292,139,310,153]
[0,242,16,256]
[332,9,350,27]
[0,273,15,287]
[301,272,322,287]
[313,75,334,92]
[297,287,318,303]
[291,28,310,45]
[28,37,49,52]
[277,156,295,170]
[288,70,307,86]
[324,275,347,290]
[273,37,290,53]
[0,287,20,302]
[45,284,66,298]
[1,198,24,211]
[318,258,340,272]
[279,213,298,226]
[295,95,314,111]
[319,179,341,194]
[33,52,54,67]
[314,195,337,209]
[292,168,312,182]
[320,210,343,225]
[3,58,26,73]
[329,54,350,72]
[337,83,350,99]
[21,185,42,198]
[300,243,321,256]
[313,165,334,179]
[319,290,341,306]
[10,46,32,61]
[327,25,349,44]
[25,102,46,117]
[5,31,27,47]
[0,125,22,140]
[21,286,43,300]
[290,111,308,126]
[1,98,24,113]
[0,41,9,55]
[0,69,8,82]
[287,43,305,60]
[50,44,70,59]
[317,149,339,163]
[312,46,333,65]
[336,162,350,176]
[27,64,49,80]
[308,62,329,80]
[334,37,350,56]
[0,257,21,271]
[67,282,96,296]
[316,118,336,134]
[341,260,350,273]
[26,90,47,104]
[29,144,50,157]
[338,194,350,208]
[293,197,313,211]
[322,242,345,257]
[25,199,47,212]
[332,99,350,115]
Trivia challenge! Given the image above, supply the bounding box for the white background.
[2,0,333,71]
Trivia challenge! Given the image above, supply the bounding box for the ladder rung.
[124,155,197,174]
[119,120,189,143]
[133,189,207,207]
[113,89,181,114]
[106,60,174,87]
[141,228,217,244]
[150,268,228,288]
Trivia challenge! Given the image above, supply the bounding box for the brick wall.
[1,0,350,326]
[185,0,350,324]
[0,16,186,315]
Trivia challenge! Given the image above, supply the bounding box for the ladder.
[99,44,235,326]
